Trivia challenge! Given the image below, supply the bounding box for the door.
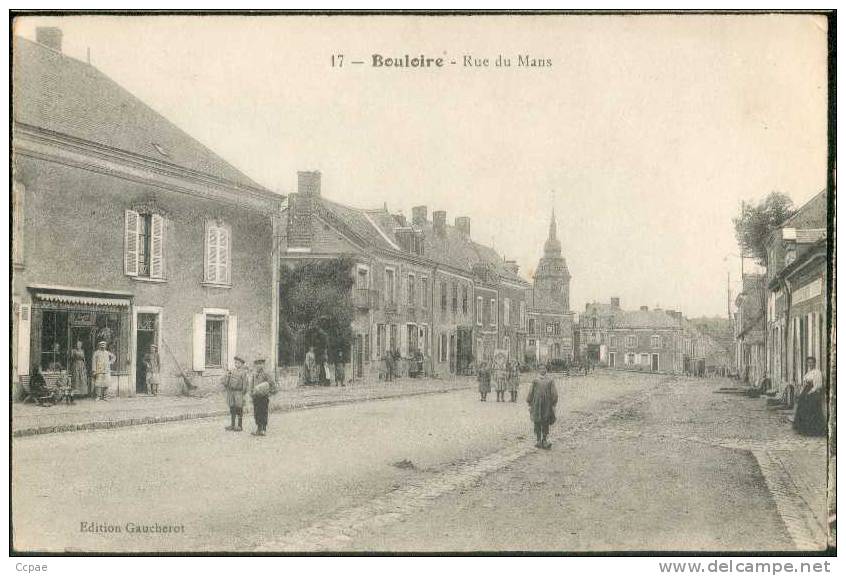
[449,334,456,374]
[651,353,659,372]
[136,313,158,393]
[609,352,616,368]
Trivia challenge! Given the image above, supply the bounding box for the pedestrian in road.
[392,348,402,379]
[69,340,89,397]
[250,358,278,437]
[507,359,520,402]
[143,344,161,396]
[493,351,508,402]
[794,357,826,436]
[477,360,491,402]
[526,364,558,449]
[304,346,317,385]
[383,352,393,382]
[223,355,249,432]
[91,341,116,401]
[334,348,346,387]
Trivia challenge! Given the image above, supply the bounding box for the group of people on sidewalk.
[222,356,278,436]
[302,346,346,387]
[477,352,559,450]
[28,340,123,406]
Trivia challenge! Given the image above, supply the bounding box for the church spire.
[543,208,562,256]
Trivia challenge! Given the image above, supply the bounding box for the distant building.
[526,211,576,364]
[734,274,766,384]
[11,30,282,399]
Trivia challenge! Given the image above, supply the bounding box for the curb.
[12,383,474,438]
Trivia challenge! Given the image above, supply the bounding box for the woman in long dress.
[477,360,491,402]
[794,357,826,436]
[69,340,89,397]
[526,364,558,449]
[507,360,520,402]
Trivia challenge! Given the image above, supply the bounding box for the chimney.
[395,213,407,227]
[455,216,471,240]
[412,206,428,226]
[297,170,321,197]
[640,305,649,311]
[504,260,519,274]
[433,210,447,237]
[610,297,620,309]
[36,27,63,52]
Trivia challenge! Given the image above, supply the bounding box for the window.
[203,220,229,285]
[126,210,166,279]
[440,281,448,312]
[451,283,458,313]
[640,353,650,366]
[520,301,526,330]
[40,310,68,370]
[407,274,416,305]
[356,266,370,289]
[609,335,617,349]
[546,323,553,335]
[205,315,225,369]
[385,268,396,306]
[651,335,661,349]
[503,298,511,326]
[462,286,469,315]
[476,296,484,326]
[626,335,637,348]
[377,324,386,355]
[490,299,497,326]
[553,322,561,336]
[528,318,536,334]
[420,277,428,309]
[193,310,237,371]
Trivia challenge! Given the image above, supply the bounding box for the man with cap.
[223,355,250,431]
[91,341,116,401]
[250,357,278,436]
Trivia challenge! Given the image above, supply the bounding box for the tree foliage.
[278,257,354,366]
[732,192,796,266]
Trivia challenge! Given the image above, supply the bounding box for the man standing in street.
[91,341,116,401]
[143,344,161,396]
[223,355,249,431]
[250,357,278,437]
[526,364,558,449]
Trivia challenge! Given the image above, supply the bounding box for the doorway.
[449,334,456,374]
[135,313,159,393]
[609,352,616,368]
[651,353,659,372]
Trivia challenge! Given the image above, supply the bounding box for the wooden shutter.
[205,224,218,283]
[124,210,140,276]
[17,304,31,375]
[227,315,238,369]
[150,214,165,279]
[192,313,206,371]
[217,227,230,284]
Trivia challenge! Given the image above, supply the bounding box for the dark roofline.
[767,238,827,290]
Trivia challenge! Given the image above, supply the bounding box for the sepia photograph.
[8,10,835,556]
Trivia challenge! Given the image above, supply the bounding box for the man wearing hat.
[223,355,249,431]
[250,357,277,436]
[142,344,161,396]
[91,341,116,401]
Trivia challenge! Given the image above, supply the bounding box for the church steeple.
[533,208,571,312]
[544,208,562,256]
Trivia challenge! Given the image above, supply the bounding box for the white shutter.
[217,227,230,284]
[17,304,30,375]
[150,214,165,279]
[192,313,206,371]
[124,210,140,276]
[227,315,238,369]
[205,224,218,283]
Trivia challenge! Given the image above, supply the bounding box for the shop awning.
[36,293,131,307]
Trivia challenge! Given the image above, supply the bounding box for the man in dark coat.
[223,355,249,431]
[250,358,278,437]
[526,364,558,449]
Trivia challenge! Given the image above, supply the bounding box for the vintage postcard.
[9,11,835,556]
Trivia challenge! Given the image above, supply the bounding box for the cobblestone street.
[11,370,827,553]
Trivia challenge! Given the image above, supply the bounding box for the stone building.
[277,172,530,380]
[526,211,576,364]
[11,30,282,398]
[734,274,766,384]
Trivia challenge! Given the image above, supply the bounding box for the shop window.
[204,220,231,285]
[40,310,68,370]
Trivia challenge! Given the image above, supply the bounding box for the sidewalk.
[12,376,474,437]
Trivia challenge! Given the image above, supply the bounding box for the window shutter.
[205,224,218,283]
[217,227,230,284]
[124,210,140,276]
[227,315,238,369]
[150,214,165,279]
[192,313,206,371]
[17,304,31,375]
[401,325,408,356]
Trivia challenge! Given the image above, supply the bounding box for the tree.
[732,192,796,267]
[278,257,355,366]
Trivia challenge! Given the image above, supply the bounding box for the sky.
[14,15,829,317]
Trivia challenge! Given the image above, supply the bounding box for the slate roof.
[13,35,267,191]
[613,309,681,329]
[314,197,529,285]
[781,189,827,230]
